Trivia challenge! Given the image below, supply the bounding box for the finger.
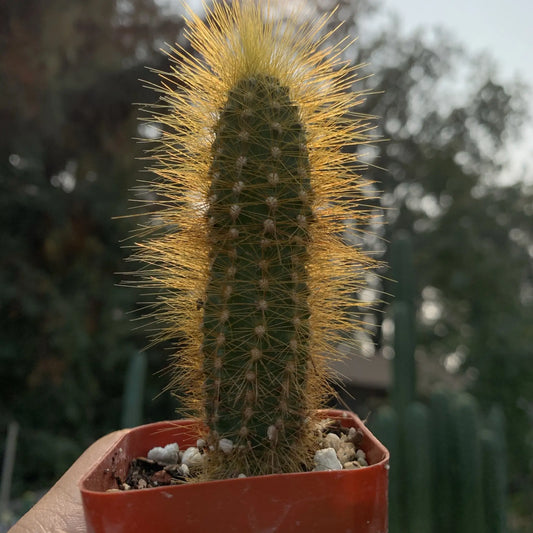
[10,429,130,533]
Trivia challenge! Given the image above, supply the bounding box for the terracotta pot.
[80,409,389,532]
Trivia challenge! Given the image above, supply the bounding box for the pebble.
[181,447,203,469]
[147,443,180,465]
[336,442,356,464]
[313,447,343,471]
[357,456,368,467]
[151,470,173,484]
[356,449,365,459]
[219,438,234,454]
[324,432,341,450]
[343,461,362,470]
[348,426,364,446]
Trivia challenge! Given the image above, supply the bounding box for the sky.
[381,0,531,83]
[380,0,533,183]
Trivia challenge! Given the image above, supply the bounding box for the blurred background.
[1,0,531,531]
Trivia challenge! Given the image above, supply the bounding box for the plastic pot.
[80,409,389,532]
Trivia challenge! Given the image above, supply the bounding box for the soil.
[115,418,365,491]
[120,457,192,490]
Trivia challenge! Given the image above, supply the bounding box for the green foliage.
[0,0,182,494]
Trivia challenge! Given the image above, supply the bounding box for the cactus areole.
[133,0,378,481]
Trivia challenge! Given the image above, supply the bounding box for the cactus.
[451,393,486,533]
[429,388,456,533]
[484,404,508,532]
[481,429,507,533]
[133,1,377,479]
[390,231,416,415]
[392,301,416,413]
[370,406,401,532]
[386,233,507,532]
[121,352,147,428]
[404,402,433,533]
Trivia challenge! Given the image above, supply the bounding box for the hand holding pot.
[9,429,129,533]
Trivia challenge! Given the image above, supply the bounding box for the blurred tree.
[0,0,184,492]
[317,0,533,507]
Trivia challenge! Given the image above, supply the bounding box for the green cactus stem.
[202,74,315,476]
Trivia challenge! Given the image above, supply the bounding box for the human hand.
[9,429,129,533]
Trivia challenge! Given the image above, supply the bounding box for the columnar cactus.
[134,0,376,480]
